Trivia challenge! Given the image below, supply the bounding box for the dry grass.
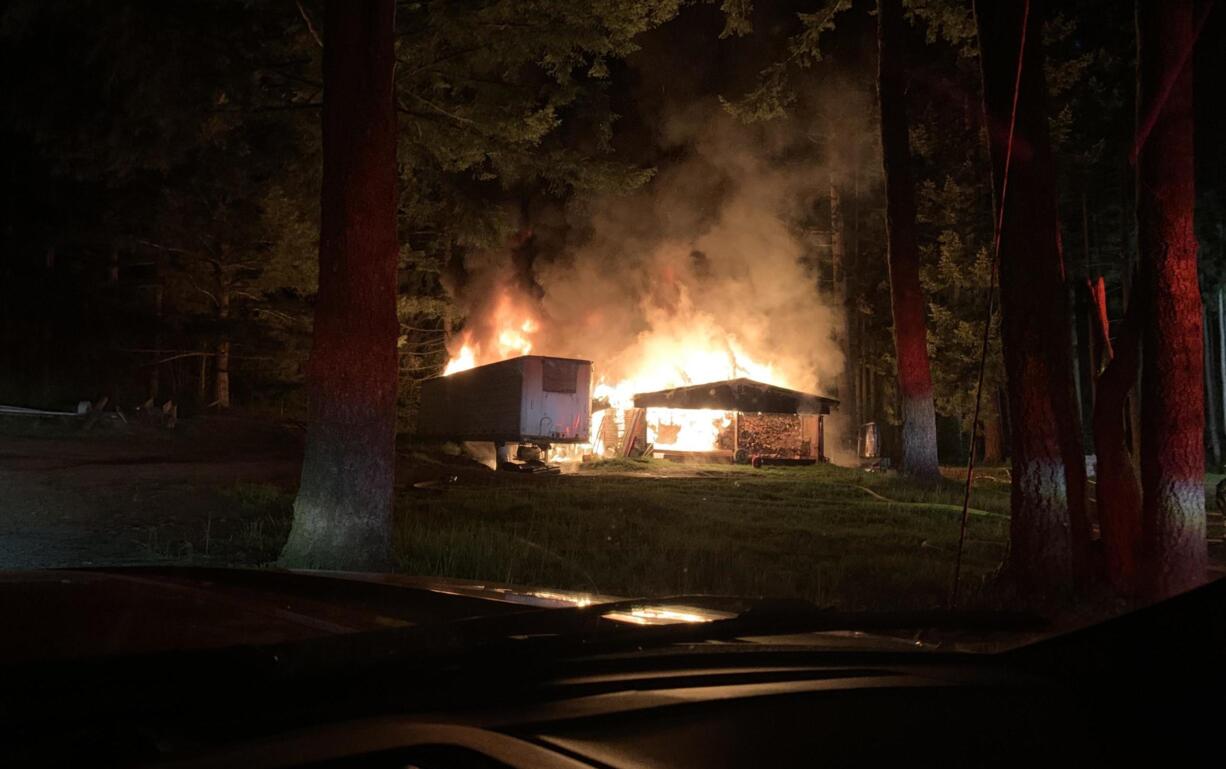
[394,461,1012,610]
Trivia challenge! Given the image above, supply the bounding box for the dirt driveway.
[0,416,302,569]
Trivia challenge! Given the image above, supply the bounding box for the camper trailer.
[417,355,592,469]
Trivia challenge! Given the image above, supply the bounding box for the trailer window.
[542,359,579,393]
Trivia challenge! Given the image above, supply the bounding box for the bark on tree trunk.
[280,0,399,571]
[877,0,940,480]
[1092,283,1143,595]
[1136,0,1206,599]
[974,0,1089,593]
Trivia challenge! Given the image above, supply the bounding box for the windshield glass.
[0,0,1222,658]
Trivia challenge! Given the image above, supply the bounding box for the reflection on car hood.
[0,566,746,662]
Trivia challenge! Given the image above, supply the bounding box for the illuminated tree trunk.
[974,0,1089,593]
[281,0,398,570]
[1092,284,1142,595]
[1136,0,1206,599]
[876,0,940,480]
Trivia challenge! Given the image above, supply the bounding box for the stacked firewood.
[737,413,807,457]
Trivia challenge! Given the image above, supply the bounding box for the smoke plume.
[446,99,851,402]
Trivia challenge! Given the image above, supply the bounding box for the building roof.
[632,378,839,415]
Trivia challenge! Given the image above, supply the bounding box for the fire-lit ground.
[392,460,1012,610]
[394,460,1226,610]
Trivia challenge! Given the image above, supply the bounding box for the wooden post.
[817,414,827,463]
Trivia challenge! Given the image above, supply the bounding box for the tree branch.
[296,0,324,48]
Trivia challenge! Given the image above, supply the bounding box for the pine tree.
[974,0,1090,593]
[1135,0,1207,599]
[877,0,941,479]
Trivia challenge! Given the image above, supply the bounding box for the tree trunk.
[281,0,399,571]
[1205,304,1222,469]
[1122,257,1143,459]
[876,0,940,480]
[150,279,163,401]
[850,158,863,431]
[830,172,845,293]
[1218,286,1225,440]
[982,392,1005,464]
[1092,283,1143,596]
[1082,196,1097,404]
[830,165,855,450]
[214,284,231,409]
[199,354,208,403]
[974,0,1089,593]
[1068,281,1085,437]
[1136,0,1206,599]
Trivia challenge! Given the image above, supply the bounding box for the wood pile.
[736,413,809,457]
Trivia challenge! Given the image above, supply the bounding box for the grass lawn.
[223,462,1219,612]
[392,460,1013,611]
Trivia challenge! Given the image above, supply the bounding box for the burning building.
[427,104,849,466]
[420,354,837,467]
[615,378,837,464]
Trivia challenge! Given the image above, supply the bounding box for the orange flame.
[443,292,540,376]
[442,288,809,456]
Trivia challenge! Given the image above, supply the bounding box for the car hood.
[0,566,625,662]
[1,567,953,663]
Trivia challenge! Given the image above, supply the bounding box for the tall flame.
[442,291,540,376]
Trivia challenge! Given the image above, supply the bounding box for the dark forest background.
[2,0,1223,469]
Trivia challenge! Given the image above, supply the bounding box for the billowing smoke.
[445,99,848,403]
